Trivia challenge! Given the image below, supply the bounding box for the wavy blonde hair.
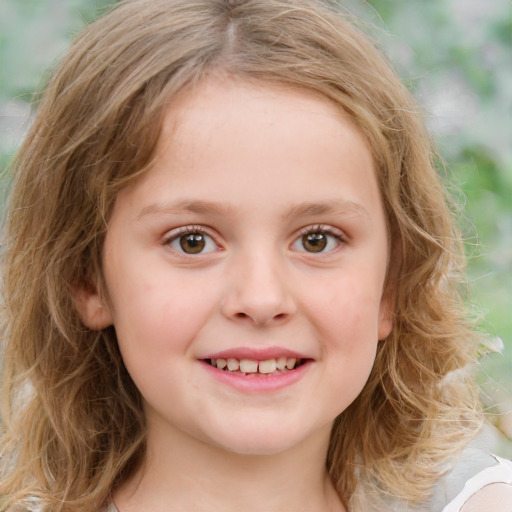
[1,0,482,510]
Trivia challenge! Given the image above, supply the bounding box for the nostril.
[233,311,287,322]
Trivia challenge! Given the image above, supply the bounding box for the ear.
[378,233,401,341]
[378,295,393,341]
[73,283,113,331]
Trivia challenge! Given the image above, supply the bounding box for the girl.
[1,0,511,510]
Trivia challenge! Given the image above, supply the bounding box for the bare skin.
[460,483,512,512]
[114,419,345,512]
[79,78,391,512]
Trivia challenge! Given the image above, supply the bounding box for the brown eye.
[301,232,327,252]
[167,229,217,255]
[180,233,206,254]
[291,228,342,254]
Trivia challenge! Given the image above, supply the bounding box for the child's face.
[86,79,392,455]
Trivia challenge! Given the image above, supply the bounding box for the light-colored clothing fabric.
[440,455,512,512]
[105,455,512,512]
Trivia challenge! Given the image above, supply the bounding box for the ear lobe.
[73,285,113,330]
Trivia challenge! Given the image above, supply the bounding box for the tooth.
[276,357,287,370]
[286,357,297,370]
[211,359,217,367]
[240,359,258,373]
[216,358,227,369]
[259,359,277,373]
[227,358,239,371]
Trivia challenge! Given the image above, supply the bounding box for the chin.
[219,439,300,457]
[203,421,319,457]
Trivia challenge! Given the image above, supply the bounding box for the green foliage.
[0,0,114,101]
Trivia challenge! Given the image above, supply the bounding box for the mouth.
[204,357,307,377]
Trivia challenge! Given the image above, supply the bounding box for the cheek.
[306,277,383,340]
[313,281,381,410]
[302,274,382,394]
[109,267,219,356]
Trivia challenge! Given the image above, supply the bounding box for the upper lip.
[200,346,311,361]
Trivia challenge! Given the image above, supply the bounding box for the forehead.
[158,79,373,175]
[160,77,369,153]
[116,78,383,226]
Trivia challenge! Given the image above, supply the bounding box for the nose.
[221,251,296,326]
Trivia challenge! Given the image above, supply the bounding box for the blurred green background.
[1,0,511,452]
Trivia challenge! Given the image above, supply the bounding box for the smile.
[205,357,305,376]
[200,347,312,392]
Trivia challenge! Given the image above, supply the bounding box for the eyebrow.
[282,200,370,221]
[137,198,369,221]
[137,199,239,219]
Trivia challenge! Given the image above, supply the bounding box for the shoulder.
[442,455,512,512]
[459,482,512,512]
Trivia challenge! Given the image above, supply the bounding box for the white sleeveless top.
[105,454,512,512]
[439,455,512,512]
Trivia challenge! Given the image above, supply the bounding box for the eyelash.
[293,224,346,254]
[162,225,219,256]
[162,225,210,241]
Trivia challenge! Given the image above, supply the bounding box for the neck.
[113,420,345,512]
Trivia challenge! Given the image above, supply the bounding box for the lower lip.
[200,361,311,393]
